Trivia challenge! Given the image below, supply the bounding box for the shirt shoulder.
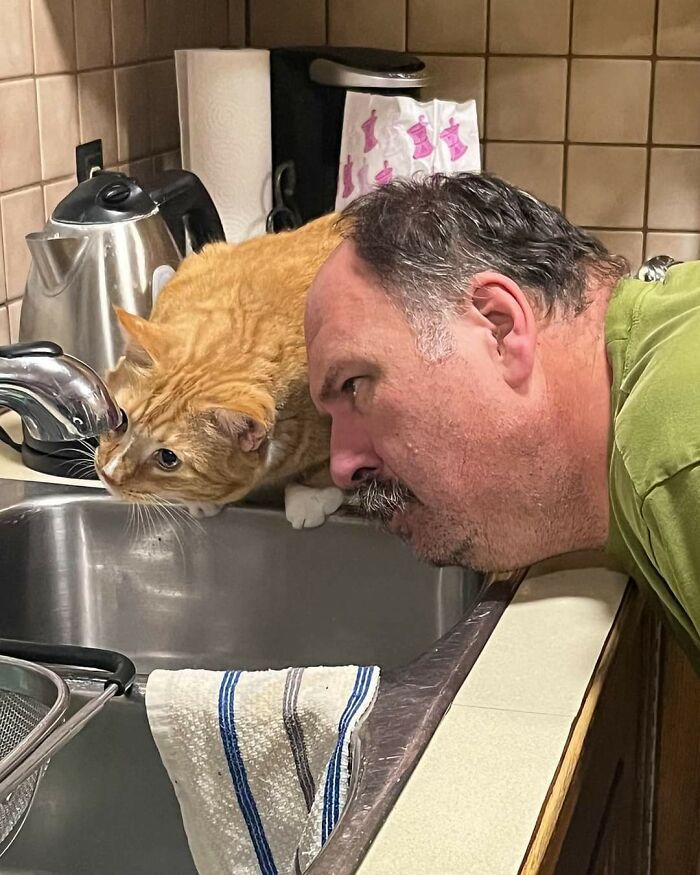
[609,262,700,499]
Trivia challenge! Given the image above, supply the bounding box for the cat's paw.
[185,502,222,519]
[285,484,344,530]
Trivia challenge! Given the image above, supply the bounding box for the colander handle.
[0,638,135,695]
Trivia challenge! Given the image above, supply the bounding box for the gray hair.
[337,173,627,357]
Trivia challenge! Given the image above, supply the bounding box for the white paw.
[284,484,344,530]
[184,502,222,519]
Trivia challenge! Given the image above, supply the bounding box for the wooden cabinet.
[522,588,700,875]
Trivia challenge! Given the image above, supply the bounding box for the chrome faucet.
[0,341,122,443]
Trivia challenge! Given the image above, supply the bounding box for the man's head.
[306,173,625,571]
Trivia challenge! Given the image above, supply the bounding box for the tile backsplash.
[248,0,700,270]
[0,0,239,345]
[1,0,699,347]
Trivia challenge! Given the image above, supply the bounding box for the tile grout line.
[561,0,575,214]
[482,0,491,158]
[642,0,662,258]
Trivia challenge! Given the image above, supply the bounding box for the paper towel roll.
[175,49,272,245]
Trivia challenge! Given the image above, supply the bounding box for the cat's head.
[95,308,275,508]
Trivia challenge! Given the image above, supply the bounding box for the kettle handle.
[148,170,225,255]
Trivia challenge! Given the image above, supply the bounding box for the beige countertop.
[0,412,627,874]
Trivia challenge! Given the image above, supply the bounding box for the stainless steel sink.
[0,479,518,874]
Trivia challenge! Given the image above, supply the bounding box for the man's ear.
[114,307,167,366]
[207,408,268,452]
[467,270,537,389]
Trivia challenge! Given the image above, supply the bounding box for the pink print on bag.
[357,159,371,195]
[374,160,393,186]
[439,117,468,162]
[341,154,354,199]
[361,109,379,153]
[407,115,434,160]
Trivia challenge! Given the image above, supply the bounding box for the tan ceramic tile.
[485,143,563,207]
[0,0,34,79]
[8,299,23,343]
[249,0,325,47]
[357,707,572,875]
[0,187,44,300]
[74,0,111,69]
[229,0,246,46]
[0,80,41,191]
[203,0,229,47]
[646,232,700,261]
[569,60,651,145]
[115,64,151,161]
[454,569,626,715]
[78,69,117,167]
[146,0,180,57]
[566,146,647,228]
[653,62,700,146]
[31,0,76,74]
[420,56,485,129]
[42,176,75,220]
[657,0,700,57]
[148,60,178,154]
[153,150,181,174]
[407,0,486,54]
[328,0,405,51]
[145,0,206,55]
[119,156,154,187]
[0,222,6,303]
[0,308,9,344]
[487,57,567,141]
[648,149,700,231]
[587,230,644,271]
[490,0,569,54]
[36,74,79,179]
[111,0,147,64]
[572,0,655,55]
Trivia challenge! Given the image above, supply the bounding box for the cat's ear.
[114,307,166,366]
[209,409,268,452]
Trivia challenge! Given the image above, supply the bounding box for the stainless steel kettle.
[20,169,225,377]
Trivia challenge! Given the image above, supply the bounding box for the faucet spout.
[0,341,122,443]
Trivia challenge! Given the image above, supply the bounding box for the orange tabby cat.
[95,213,344,528]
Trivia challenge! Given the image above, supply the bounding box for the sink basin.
[0,480,497,874]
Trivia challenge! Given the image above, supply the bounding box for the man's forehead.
[306,240,382,341]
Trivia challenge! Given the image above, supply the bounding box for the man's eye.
[341,377,360,397]
[154,448,180,470]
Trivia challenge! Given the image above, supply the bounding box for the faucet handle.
[0,340,63,358]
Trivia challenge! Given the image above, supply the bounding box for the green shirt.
[607,261,700,674]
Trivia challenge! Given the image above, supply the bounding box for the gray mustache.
[352,479,416,522]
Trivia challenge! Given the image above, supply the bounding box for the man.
[305,173,700,673]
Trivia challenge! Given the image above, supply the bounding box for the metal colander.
[0,656,69,854]
[0,640,135,859]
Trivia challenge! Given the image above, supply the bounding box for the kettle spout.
[25,232,88,289]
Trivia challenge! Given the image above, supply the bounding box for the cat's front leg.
[185,501,222,519]
[284,483,344,530]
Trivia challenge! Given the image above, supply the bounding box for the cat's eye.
[154,448,180,470]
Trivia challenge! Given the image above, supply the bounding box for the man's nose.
[329,421,382,490]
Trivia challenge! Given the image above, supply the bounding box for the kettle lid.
[52,171,157,225]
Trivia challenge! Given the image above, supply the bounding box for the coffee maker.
[266,47,429,231]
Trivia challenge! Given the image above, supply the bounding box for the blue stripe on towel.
[218,670,278,875]
[321,665,374,845]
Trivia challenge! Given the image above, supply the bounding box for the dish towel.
[146,665,380,875]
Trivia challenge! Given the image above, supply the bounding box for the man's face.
[306,241,560,572]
